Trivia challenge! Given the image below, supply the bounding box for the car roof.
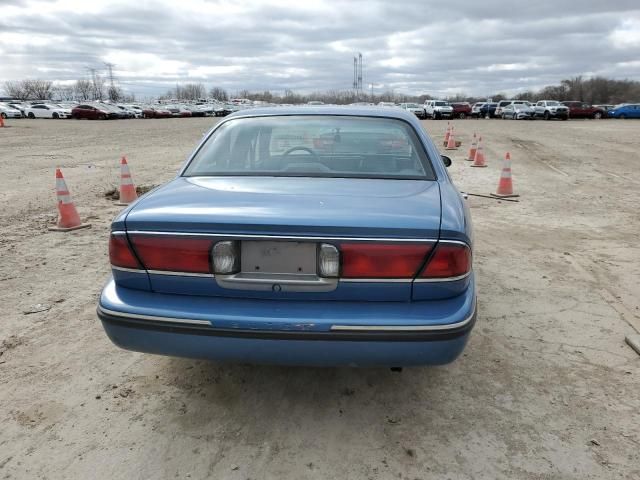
[226,105,419,122]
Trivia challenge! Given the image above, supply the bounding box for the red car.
[562,101,607,119]
[142,106,173,118]
[72,104,119,120]
[451,102,472,119]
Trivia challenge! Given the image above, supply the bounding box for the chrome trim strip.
[340,278,413,283]
[98,306,211,325]
[112,266,145,274]
[147,270,215,278]
[117,230,440,244]
[414,271,471,283]
[330,300,476,332]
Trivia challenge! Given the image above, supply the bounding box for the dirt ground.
[1,115,639,480]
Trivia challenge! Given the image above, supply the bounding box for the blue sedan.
[98,107,476,367]
[608,104,640,119]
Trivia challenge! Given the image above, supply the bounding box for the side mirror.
[441,155,452,167]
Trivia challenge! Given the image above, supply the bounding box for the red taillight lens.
[129,235,214,274]
[341,243,433,278]
[420,243,471,278]
[109,234,141,269]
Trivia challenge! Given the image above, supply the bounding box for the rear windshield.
[183,115,435,180]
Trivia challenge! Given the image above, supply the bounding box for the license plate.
[241,241,317,274]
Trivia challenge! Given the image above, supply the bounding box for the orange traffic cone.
[491,152,519,198]
[0,116,5,128]
[445,126,457,150]
[444,122,451,143]
[117,156,138,205]
[466,133,477,161]
[470,136,487,167]
[48,169,91,231]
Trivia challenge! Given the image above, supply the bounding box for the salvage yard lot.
[1,117,639,479]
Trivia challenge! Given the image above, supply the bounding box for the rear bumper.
[97,277,476,366]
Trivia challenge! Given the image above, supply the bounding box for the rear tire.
[544,111,551,120]
[458,112,466,119]
[53,112,59,119]
[28,112,35,119]
[593,111,602,119]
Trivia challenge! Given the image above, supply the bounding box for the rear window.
[184,115,434,180]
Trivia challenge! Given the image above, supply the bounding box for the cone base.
[490,193,519,198]
[443,141,462,147]
[470,164,487,168]
[115,202,132,206]
[48,223,92,232]
[465,158,475,161]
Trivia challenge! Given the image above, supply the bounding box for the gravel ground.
[0,116,639,480]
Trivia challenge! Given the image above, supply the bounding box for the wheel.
[544,111,551,120]
[458,112,466,119]
[501,113,506,120]
[0,112,6,119]
[28,112,35,119]
[53,112,59,119]
[435,112,442,120]
[100,114,107,120]
[593,111,602,119]
[560,116,568,121]
[619,114,627,119]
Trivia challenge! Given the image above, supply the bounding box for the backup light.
[318,243,340,278]
[212,241,240,274]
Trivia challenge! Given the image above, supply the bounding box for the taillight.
[341,243,433,278]
[420,243,471,279]
[109,234,141,269]
[212,241,240,274]
[318,243,340,278]
[129,235,214,274]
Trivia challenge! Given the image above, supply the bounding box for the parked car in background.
[98,106,476,367]
[562,101,607,119]
[534,100,569,120]
[0,103,23,119]
[182,105,207,117]
[7,102,28,116]
[478,103,498,118]
[607,104,640,119]
[116,105,143,118]
[399,103,426,119]
[471,103,485,118]
[494,100,513,118]
[424,100,453,119]
[451,102,472,119]
[593,104,614,112]
[377,102,397,108]
[165,105,193,117]
[24,103,72,119]
[141,105,173,118]
[501,103,535,120]
[72,103,119,120]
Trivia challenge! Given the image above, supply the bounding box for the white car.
[399,103,426,119]
[0,103,23,119]
[25,103,72,119]
[423,100,453,119]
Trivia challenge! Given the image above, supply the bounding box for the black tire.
[458,112,466,119]
[435,112,441,120]
[544,111,551,120]
[28,112,35,119]
[0,112,6,119]
[593,111,602,119]
[53,112,59,119]
[619,114,627,119]
[560,116,568,121]
[100,114,107,120]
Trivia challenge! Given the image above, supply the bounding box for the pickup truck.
[561,101,607,119]
[534,100,569,120]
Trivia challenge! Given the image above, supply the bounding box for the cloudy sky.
[2,0,640,98]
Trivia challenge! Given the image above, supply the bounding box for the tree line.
[3,76,638,105]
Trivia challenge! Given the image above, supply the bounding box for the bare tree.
[74,80,92,101]
[54,84,75,101]
[3,81,29,100]
[209,86,229,101]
